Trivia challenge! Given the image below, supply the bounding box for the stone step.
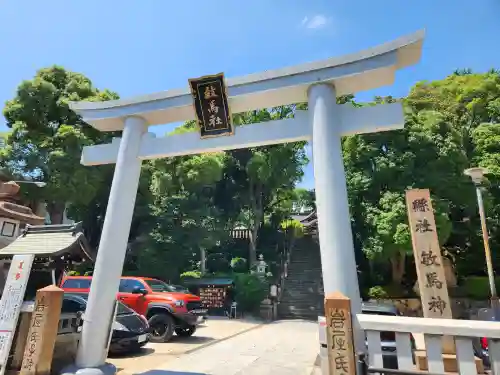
[283,284,321,289]
[278,304,323,312]
[279,304,324,311]
[281,290,322,296]
[278,308,324,320]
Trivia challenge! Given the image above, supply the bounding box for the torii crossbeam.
[65,30,425,375]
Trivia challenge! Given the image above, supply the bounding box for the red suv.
[60,276,207,342]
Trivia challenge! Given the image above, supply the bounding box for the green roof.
[183,277,234,286]
[0,222,95,263]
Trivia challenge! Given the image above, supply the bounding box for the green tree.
[345,70,500,287]
[229,107,308,265]
[1,66,119,223]
[134,153,230,278]
[291,188,315,213]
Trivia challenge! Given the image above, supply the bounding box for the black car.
[62,293,150,354]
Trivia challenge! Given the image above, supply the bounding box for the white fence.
[357,313,500,374]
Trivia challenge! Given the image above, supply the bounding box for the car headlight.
[174,300,185,307]
[113,321,129,331]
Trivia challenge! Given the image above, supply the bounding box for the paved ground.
[110,317,262,375]
[146,320,319,375]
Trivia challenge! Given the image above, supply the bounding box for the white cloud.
[300,14,329,30]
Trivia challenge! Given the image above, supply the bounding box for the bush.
[462,276,500,300]
[67,271,81,276]
[230,257,248,273]
[180,271,202,280]
[233,273,268,312]
[368,286,389,300]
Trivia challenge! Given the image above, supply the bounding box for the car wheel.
[175,326,197,337]
[148,313,175,343]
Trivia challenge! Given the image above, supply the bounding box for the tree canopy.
[2,66,500,294]
[1,66,119,224]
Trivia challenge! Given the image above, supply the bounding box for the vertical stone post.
[11,310,32,370]
[73,116,147,375]
[309,83,364,352]
[324,292,356,375]
[20,285,64,375]
[406,189,483,373]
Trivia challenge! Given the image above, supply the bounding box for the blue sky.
[0,0,499,189]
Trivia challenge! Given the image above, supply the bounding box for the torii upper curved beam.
[70,30,424,132]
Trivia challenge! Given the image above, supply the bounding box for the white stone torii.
[65,30,424,375]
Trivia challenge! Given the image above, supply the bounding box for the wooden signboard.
[0,254,35,375]
[199,286,226,309]
[324,292,355,375]
[406,189,455,354]
[188,73,233,139]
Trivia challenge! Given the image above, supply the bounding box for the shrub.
[233,273,268,312]
[368,286,389,300]
[207,253,231,273]
[67,271,80,276]
[230,257,248,273]
[462,276,500,300]
[180,271,202,280]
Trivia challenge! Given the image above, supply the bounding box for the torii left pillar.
[63,116,147,375]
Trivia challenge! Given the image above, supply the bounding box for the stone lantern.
[256,254,267,276]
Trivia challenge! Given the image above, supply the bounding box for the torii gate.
[65,30,424,375]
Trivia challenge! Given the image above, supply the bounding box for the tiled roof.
[298,210,318,234]
[0,222,94,262]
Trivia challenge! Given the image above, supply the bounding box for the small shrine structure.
[0,181,45,249]
[0,222,94,298]
[298,210,318,239]
[0,178,94,295]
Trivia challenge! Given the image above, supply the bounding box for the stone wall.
[371,298,490,319]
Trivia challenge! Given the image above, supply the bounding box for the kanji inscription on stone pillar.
[20,285,64,375]
[324,292,356,375]
[406,189,455,354]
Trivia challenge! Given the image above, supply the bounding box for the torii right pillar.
[309,83,365,354]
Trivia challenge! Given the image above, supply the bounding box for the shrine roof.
[183,278,234,286]
[0,222,94,263]
[69,30,425,132]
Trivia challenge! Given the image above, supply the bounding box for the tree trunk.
[249,228,258,265]
[47,202,66,225]
[247,181,264,266]
[200,248,206,274]
[390,252,406,284]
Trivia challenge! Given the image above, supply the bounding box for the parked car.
[60,276,207,343]
[165,284,191,294]
[62,293,149,354]
[362,302,416,370]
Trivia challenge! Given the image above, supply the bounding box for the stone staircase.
[278,237,324,320]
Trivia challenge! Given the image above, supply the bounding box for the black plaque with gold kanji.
[188,73,233,138]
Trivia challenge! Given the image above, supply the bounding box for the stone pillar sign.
[20,285,64,375]
[324,292,356,375]
[406,189,452,322]
[405,189,488,374]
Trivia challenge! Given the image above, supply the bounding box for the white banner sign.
[0,254,34,374]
